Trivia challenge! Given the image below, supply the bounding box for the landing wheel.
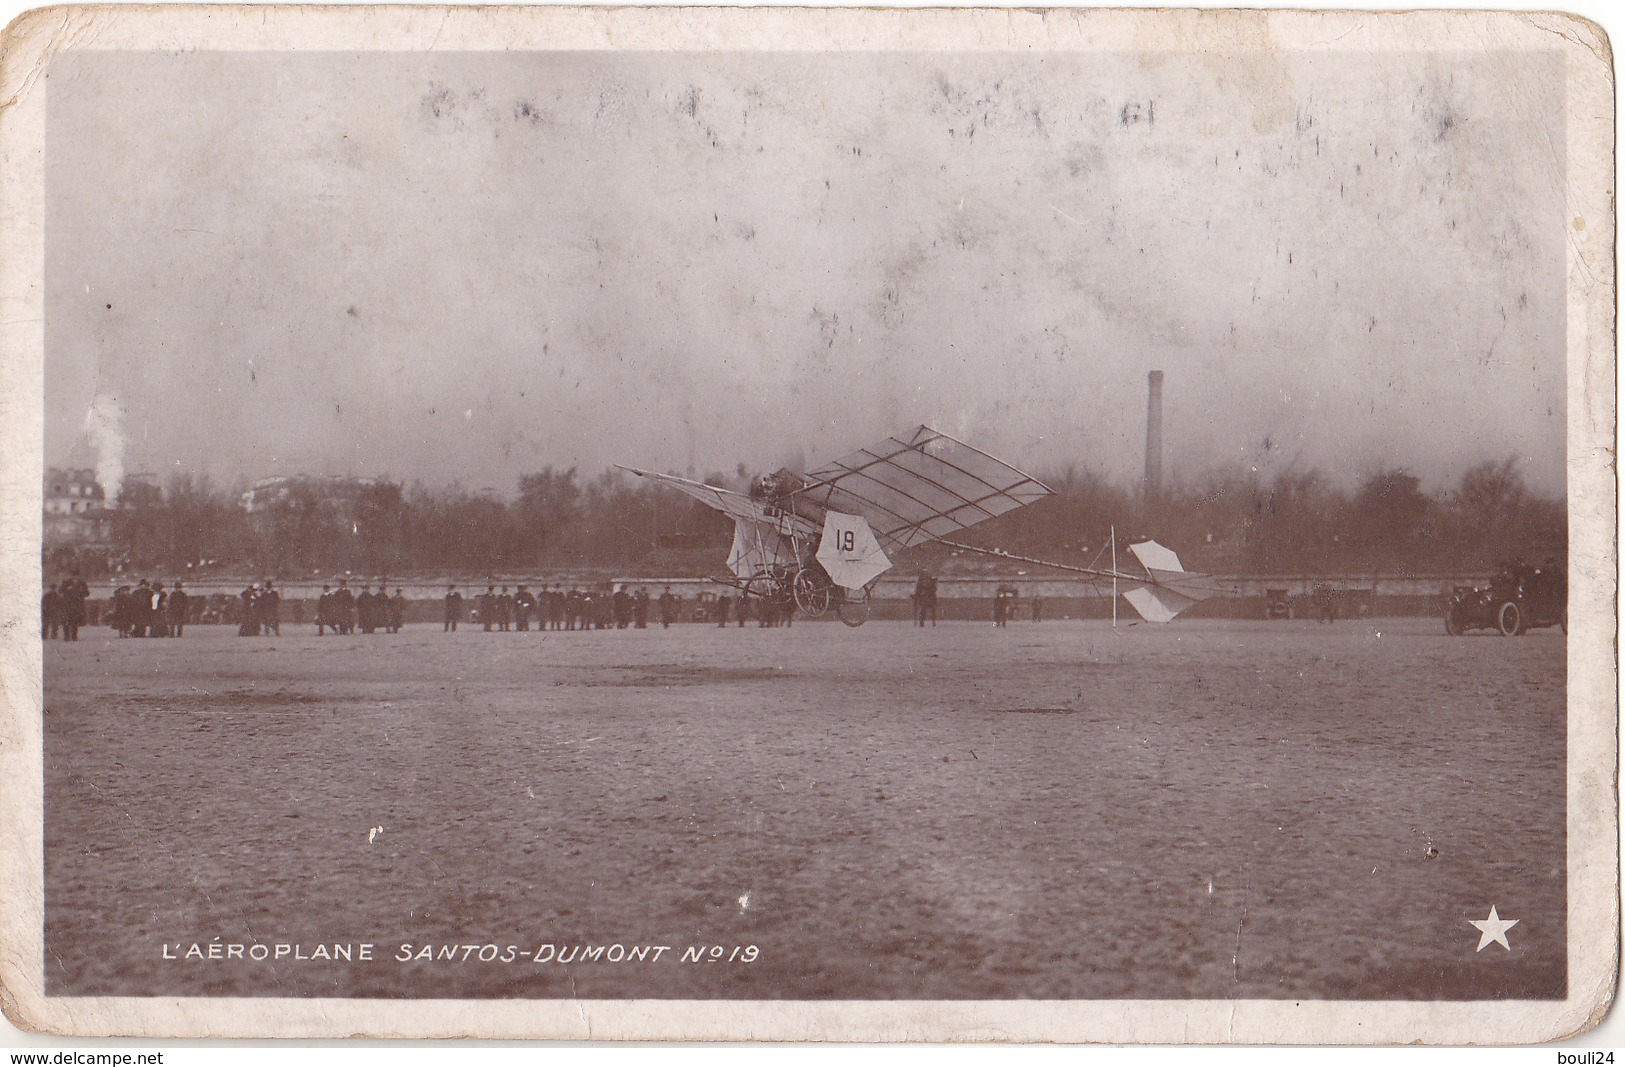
[836,586,870,628]
[792,570,832,617]
[1497,600,1525,636]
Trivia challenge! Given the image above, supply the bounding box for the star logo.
[1469,905,1519,952]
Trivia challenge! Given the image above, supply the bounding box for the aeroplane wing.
[616,467,820,582]
[795,426,1053,553]
[616,467,775,527]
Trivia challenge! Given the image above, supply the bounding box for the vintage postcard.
[0,4,1615,1044]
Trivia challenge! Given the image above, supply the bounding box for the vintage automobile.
[1445,559,1566,636]
[688,590,721,623]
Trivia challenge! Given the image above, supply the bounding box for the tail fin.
[1120,541,1220,623]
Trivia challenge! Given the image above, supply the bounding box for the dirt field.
[42,616,1565,1000]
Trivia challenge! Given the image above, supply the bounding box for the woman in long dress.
[238,584,260,636]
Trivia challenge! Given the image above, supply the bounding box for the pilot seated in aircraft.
[749,468,832,552]
[748,468,803,512]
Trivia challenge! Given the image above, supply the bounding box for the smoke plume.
[82,393,125,501]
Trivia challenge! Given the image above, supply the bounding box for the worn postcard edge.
[0,3,1615,1044]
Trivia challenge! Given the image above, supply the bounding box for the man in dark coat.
[479,585,496,632]
[659,587,677,628]
[633,588,650,629]
[333,579,355,635]
[357,585,377,634]
[41,582,61,640]
[497,586,514,632]
[110,585,132,637]
[443,584,463,632]
[994,585,1017,627]
[131,579,153,637]
[612,587,632,629]
[167,581,191,638]
[316,584,333,635]
[261,580,281,636]
[60,573,89,641]
[389,588,407,633]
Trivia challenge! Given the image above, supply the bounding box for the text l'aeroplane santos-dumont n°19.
[619,426,1219,627]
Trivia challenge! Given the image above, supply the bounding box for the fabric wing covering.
[815,511,891,590]
[727,518,799,580]
[617,467,769,527]
[618,467,817,581]
[1122,583,1201,624]
[797,426,1053,553]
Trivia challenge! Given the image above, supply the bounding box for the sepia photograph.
[0,3,1615,1044]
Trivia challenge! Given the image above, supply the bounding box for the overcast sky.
[46,47,1566,497]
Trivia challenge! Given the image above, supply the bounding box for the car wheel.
[1497,601,1523,637]
[1445,607,1465,636]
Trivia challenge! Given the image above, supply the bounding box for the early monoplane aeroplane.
[620,426,1218,626]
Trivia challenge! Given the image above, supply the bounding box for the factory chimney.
[1144,370,1164,500]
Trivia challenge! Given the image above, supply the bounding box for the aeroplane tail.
[1119,540,1221,623]
[935,534,1221,623]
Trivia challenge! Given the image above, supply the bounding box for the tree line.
[957,457,1564,579]
[55,458,1563,580]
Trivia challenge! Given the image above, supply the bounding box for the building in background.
[43,467,114,546]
